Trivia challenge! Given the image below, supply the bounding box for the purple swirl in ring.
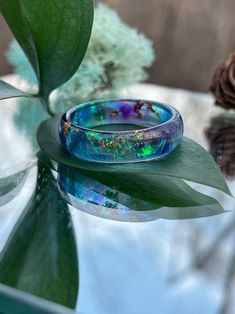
[59,99,184,163]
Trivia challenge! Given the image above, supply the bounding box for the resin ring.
[59,99,184,163]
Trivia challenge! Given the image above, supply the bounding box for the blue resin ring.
[59,99,184,163]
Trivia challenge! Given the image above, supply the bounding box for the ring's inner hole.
[69,100,172,131]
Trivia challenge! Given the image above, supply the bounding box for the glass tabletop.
[0,79,235,314]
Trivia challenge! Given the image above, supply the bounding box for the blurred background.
[1,0,235,91]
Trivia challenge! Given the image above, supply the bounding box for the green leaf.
[0,163,78,308]
[37,116,232,196]
[0,0,94,99]
[150,205,227,220]
[0,80,32,100]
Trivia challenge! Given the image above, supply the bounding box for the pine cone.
[205,113,235,178]
[210,53,235,109]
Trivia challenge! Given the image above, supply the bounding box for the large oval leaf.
[37,116,232,196]
[0,164,78,308]
[0,0,94,100]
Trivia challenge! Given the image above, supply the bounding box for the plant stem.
[39,97,56,117]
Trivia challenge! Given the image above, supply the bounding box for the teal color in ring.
[59,99,184,163]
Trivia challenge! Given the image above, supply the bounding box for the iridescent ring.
[59,99,184,163]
